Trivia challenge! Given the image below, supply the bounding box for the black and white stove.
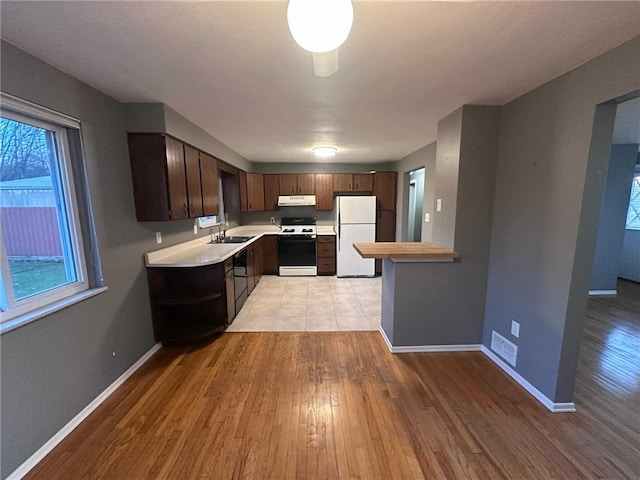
[278,217,317,276]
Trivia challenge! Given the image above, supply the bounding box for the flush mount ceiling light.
[313,146,338,158]
[287,0,354,53]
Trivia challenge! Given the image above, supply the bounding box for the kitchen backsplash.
[240,208,335,226]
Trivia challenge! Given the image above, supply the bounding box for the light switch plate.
[511,320,520,338]
[436,199,442,211]
[155,232,162,244]
[424,213,430,222]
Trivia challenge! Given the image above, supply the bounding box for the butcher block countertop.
[353,242,458,262]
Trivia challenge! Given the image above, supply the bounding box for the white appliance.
[278,217,317,276]
[278,195,316,206]
[335,196,376,277]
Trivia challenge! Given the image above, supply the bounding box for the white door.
[338,196,376,224]
[337,223,375,277]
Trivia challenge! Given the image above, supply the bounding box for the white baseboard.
[481,346,576,413]
[378,327,481,353]
[588,290,617,296]
[7,342,162,480]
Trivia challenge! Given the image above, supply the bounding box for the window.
[626,170,640,231]
[0,93,103,329]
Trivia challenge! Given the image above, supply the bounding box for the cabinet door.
[127,133,171,221]
[261,235,278,274]
[247,246,256,295]
[333,173,353,192]
[263,174,280,211]
[254,242,263,285]
[297,174,315,194]
[314,174,333,211]
[376,209,396,275]
[279,174,297,195]
[225,267,235,323]
[184,145,204,218]
[200,152,219,216]
[239,170,248,212]
[353,173,373,192]
[373,172,397,211]
[376,210,396,242]
[165,136,189,219]
[247,173,265,211]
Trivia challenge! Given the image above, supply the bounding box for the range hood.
[278,195,316,207]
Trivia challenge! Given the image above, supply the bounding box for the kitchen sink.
[209,235,255,244]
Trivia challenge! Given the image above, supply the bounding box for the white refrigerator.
[335,196,376,277]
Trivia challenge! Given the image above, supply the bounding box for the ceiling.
[1,1,639,164]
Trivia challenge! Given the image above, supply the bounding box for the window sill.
[0,287,109,335]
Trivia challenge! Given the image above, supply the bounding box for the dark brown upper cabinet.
[263,174,280,211]
[239,170,248,212]
[373,172,397,211]
[314,174,333,211]
[279,174,315,195]
[296,174,315,194]
[279,174,297,195]
[246,173,265,211]
[184,144,204,218]
[200,151,219,216]
[353,173,373,192]
[333,173,353,192]
[128,133,195,221]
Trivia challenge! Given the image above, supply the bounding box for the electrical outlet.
[424,213,430,223]
[155,232,162,244]
[112,351,116,357]
[436,199,442,211]
[270,217,275,224]
[193,222,198,234]
[511,320,520,338]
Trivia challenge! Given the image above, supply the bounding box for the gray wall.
[395,142,436,242]
[590,144,638,291]
[163,105,250,172]
[483,37,640,403]
[620,229,640,281]
[385,106,501,347]
[431,108,463,249]
[0,42,244,477]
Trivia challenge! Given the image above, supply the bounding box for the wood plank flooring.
[25,280,639,479]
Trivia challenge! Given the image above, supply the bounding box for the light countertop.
[146,224,335,267]
[353,242,458,262]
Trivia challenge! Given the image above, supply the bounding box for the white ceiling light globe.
[287,0,354,53]
[313,147,338,157]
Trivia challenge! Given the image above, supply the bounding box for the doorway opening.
[407,168,424,242]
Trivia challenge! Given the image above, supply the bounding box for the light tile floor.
[226,275,382,332]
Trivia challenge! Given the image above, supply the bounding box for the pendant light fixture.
[287,0,354,53]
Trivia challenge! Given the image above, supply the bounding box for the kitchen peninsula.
[354,242,474,352]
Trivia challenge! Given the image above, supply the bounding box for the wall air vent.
[491,330,518,367]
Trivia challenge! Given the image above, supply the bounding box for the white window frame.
[0,96,90,324]
[625,168,640,231]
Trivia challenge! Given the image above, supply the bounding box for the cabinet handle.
[190,202,194,215]
[183,203,188,215]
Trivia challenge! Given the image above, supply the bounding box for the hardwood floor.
[25,281,639,479]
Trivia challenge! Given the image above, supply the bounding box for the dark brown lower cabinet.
[261,235,278,274]
[376,210,396,274]
[224,258,235,323]
[247,244,256,295]
[146,263,227,345]
[317,235,336,275]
